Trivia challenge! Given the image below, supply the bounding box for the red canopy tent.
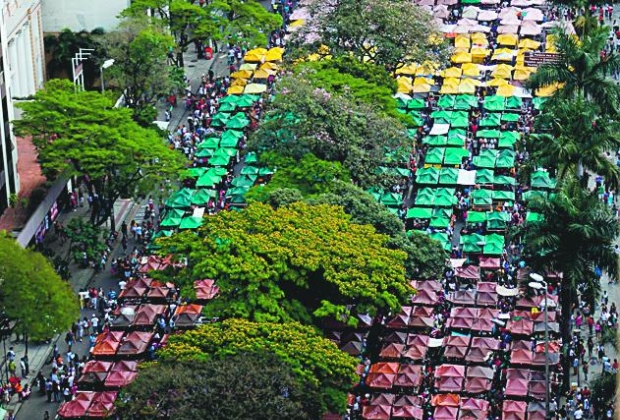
[479,257,500,269]
[58,391,96,418]
[506,369,531,397]
[464,366,493,393]
[77,360,112,385]
[117,331,153,356]
[502,400,527,420]
[379,343,405,359]
[194,279,220,301]
[447,307,476,329]
[362,404,391,420]
[387,306,412,329]
[431,394,460,407]
[394,364,423,388]
[392,405,424,419]
[112,305,137,329]
[132,304,167,327]
[410,280,442,292]
[510,349,534,365]
[371,394,396,406]
[449,291,476,306]
[471,337,500,351]
[91,331,124,357]
[383,331,408,344]
[404,335,429,360]
[459,398,489,420]
[104,361,139,388]
[471,308,499,332]
[434,365,465,392]
[367,363,399,389]
[139,255,171,273]
[435,406,460,420]
[410,289,440,306]
[118,283,148,301]
[455,266,480,280]
[85,391,118,418]
[465,347,493,363]
[174,304,204,328]
[507,318,534,336]
[146,286,171,300]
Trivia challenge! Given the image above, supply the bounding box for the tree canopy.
[13,79,183,228]
[157,202,409,324]
[124,0,282,65]
[306,0,450,73]
[102,16,182,124]
[157,319,358,414]
[0,234,79,342]
[248,76,409,188]
[117,353,324,419]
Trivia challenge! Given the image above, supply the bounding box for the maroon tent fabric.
[380,343,405,359]
[147,286,171,300]
[444,345,468,359]
[449,291,476,306]
[194,279,219,300]
[58,392,95,418]
[507,318,534,336]
[455,265,480,280]
[471,337,500,351]
[394,395,423,407]
[434,365,465,392]
[410,289,439,306]
[431,394,460,407]
[371,394,396,406]
[117,331,153,356]
[479,257,500,269]
[340,341,363,356]
[459,398,489,420]
[502,400,527,420]
[383,331,408,344]
[463,377,492,393]
[86,391,118,417]
[443,336,471,347]
[410,280,442,292]
[394,364,423,388]
[434,406,459,420]
[465,347,493,363]
[77,360,112,385]
[104,369,138,388]
[362,405,391,420]
[510,349,534,365]
[392,405,424,419]
[132,304,167,327]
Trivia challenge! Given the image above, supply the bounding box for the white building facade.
[41,0,130,33]
[0,0,45,212]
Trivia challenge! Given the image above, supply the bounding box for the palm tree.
[529,96,620,191]
[521,179,618,390]
[527,27,620,112]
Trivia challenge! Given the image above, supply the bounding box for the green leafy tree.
[64,219,106,266]
[529,96,620,191]
[117,353,323,419]
[13,79,183,229]
[157,202,409,324]
[101,16,182,123]
[124,0,281,66]
[526,27,620,112]
[249,76,409,188]
[0,233,79,347]
[306,0,450,73]
[157,319,358,414]
[521,180,618,390]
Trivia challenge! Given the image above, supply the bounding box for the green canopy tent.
[501,113,520,122]
[196,169,225,187]
[431,110,452,121]
[219,130,244,148]
[483,95,505,111]
[526,211,543,223]
[407,98,426,110]
[258,167,274,176]
[228,194,247,205]
[447,111,469,128]
[532,97,547,110]
[472,150,497,169]
[498,131,520,148]
[416,167,440,184]
[195,148,216,158]
[430,215,451,228]
[165,188,194,209]
[437,95,456,109]
[461,233,486,254]
[218,102,237,113]
[198,137,220,150]
[208,154,232,166]
[179,216,205,230]
[408,111,425,127]
[191,189,218,206]
[466,211,487,224]
[522,190,548,203]
[471,189,493,207]
[493,190,515,201]
[505,96,523,109]
[434,188,456,207]
[415,188,436,206]
[476,169,494,184]
[218,95,240,105]
[406,207,433,219]
[444,148,470,165]
[493,175,517,186]
[439,167,459,184]
[160,208,186,228]
[241,165,259,175]
[226,113,251,130]
[483,234,505,255]
[477,129,501,138]
[180,167,207,179]
[427,231,452,251]
[487,211,510,230]
[226,186,250,197]
[479,113,501,127]
[210,113,230,127]
[447,130,467,147]
[425,148,445,165]
[406,129,417,139]
[231,175,257,188]
[244,152,258,164]
[531,170,556,189]
[380,192,402,208]
[234,94,260,108]
[496,150,515,168]
[455,95,478,110]
[423,136,447,146]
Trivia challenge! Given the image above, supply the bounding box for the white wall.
[41,0,131,33]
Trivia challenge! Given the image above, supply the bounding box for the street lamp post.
[529,273,550,419]
[100,59,115,93]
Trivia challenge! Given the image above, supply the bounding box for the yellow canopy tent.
[289,19,304,27]
[397,77,413,93]
[452,52,473,64]
[253,69,272,79]
[412,83,432,93]
[440,83,459,94]
[455,34,471,49]
[239,63,257,71]
[260,62,279,71]
[545,34,557,52]
[231,70,253,79]
[244,83,268,94]
[496,84,516,97]
[471,32,489,46]
[459,78,480,94]
[497,34,518,46]
[441,67,463,78]
[414,77,435,86]
[492,48,515,61]
[513,65,535,81]
[265,47,285,62]
[396,63,418,75]
[454,47,471,54]
[244,48,268,62]
[462,63,481,78]
[491,64,513,79]
[536,83,563,97]
[470,48,491,59]
[231,78,248,87]
[227,85,244,95]
[518,38,541,50]
[487,78,509,87]
[415,62,438,76]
